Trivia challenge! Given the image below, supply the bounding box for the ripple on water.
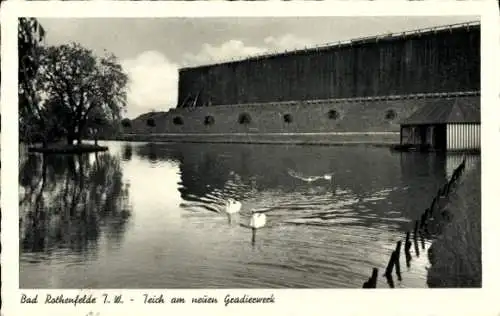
[172,186,418,288]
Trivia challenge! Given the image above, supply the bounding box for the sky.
[38,16,477,119]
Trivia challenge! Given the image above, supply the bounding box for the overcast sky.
[38,16,477,119]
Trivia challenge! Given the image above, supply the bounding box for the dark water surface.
[19,141,480,288]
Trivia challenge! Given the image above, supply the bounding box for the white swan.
[250,211,267,229]
[224,198,242,214]
[287,169,334,183]
[250,211,267,245]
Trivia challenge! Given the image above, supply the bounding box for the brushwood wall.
[177,25,480,107]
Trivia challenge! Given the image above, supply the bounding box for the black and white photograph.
[16,13,483,291]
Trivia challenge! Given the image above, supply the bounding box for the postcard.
[1,1,500,315]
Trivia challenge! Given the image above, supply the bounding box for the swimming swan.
[287,169,334,183]
[250,211,267,229]
[250,211,267,245]
[225,198,242,214]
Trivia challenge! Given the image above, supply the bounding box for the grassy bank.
[427,162,481,287]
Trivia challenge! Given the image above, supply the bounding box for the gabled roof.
[401,97,480,125]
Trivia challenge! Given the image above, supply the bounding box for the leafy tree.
[38,43,128,145]
[18,18,46,143]
[121,118,131,128]
[86,107,110,145]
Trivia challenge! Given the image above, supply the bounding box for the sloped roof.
[181,21,479,71]
[401,98,480,125]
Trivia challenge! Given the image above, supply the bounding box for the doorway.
[433,124,447,151]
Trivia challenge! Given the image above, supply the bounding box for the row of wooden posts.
[362,157,467,289]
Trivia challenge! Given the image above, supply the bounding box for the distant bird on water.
[287,169,334,183]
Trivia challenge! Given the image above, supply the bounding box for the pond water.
[19,141,480,288]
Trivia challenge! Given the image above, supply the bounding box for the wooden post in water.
[451,167,458,182]
[429,197,436,217]
[420,229,426,250]
[449,175,456,190]
[384,252,396,277]
[385,273,395,289]
[362,268,378,288]
[404,231,411,254]
[446,179,452,195]
[384,241,402,278]
[442,183,449,197]
[404,232,412,268]
[413,222,420,257]
[420,210,428,229]
[394,241,402,281]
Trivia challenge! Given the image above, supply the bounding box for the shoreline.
[99,135,480,153]
[27,144,109,154]
[103,132,400,147]
[427,162,481,288]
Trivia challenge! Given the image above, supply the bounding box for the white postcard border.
[1,1,500,316]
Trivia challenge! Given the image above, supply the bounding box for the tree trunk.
[75,128,82,145]
[76,125,82,145]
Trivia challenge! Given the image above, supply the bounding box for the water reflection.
[135,142,457,231]
[19,152,131,261]
[122,144,133,161]
[19,141,480,289]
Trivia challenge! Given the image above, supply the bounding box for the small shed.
[400,98,480,152]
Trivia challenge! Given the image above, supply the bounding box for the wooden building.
[178,22,479,108]
[399,98,480,152]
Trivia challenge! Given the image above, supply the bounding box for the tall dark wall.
[177,26,480,107]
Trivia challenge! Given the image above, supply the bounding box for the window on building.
[283,114,293,123]
[204,115,215,126]
[385,109,396,120]
[146,118,156,127]
[238,113,252,125]
[173,116,184,125]
[327,109,339,120]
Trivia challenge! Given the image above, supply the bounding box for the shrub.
[121,118,131,128]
